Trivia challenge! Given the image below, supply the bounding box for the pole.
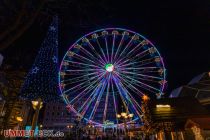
[124,118,128,138]
[30,98,41,140]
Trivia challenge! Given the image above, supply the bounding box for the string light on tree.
[20,16,60,102]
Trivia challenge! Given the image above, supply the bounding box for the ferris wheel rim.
[59,27,166,126]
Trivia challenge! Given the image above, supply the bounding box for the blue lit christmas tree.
[20,16,61,102]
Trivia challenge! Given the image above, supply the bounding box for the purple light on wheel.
[59,28,166,127]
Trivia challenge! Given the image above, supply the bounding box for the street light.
[117,114,121,118]
[121,112,127,117]
[31,100,43,110]
[116,112,134,138]
[128,114,134,118]
[67,124,73,137]
[31,98,43,140]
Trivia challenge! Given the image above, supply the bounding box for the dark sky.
[2,0,210,95]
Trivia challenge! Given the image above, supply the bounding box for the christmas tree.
[20,16,61,102]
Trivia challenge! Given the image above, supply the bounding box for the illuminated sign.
[156,104,171,108]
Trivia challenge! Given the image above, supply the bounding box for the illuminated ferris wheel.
[59,28,166,126]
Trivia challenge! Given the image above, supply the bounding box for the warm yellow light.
[117,114,121,118]
[32,101,38,107]
[156,104,171,108]
[142,95,149,101]
[121,112,127,117]
[16,116,23,122]
[31,100,43,110]
[128,114,134,118]
[40,124,43,128]
[124,115,128,119]
[209,72,210,77]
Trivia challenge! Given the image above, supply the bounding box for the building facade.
[42,101,77,132]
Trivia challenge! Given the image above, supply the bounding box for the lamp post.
[117,113,134,139]
[67,124,73,137]
[31,98,43,139]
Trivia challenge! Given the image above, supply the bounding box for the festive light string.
[20,16,60,102]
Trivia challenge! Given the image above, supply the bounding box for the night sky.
[2,0,210,95]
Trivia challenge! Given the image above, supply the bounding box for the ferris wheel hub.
[105,63,114,72]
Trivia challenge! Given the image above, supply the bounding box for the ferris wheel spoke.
[118,66,159,72]
[71,72,106,104]
[114,72,145,97]
[129,57,160,68]
[119,72,160,93]
[119,82,143,116]
[71,52,101,67]
[78,84,100,113]
[89,80,107,121]
[113,76,133,114]
[64,69,104,76]
[125,40,148,58]
[81,82,104,117]
[113,76,139,116]
[86,41,107,65]
[116,35,134,61]
[103,74,111,122]
[115,86,130,114]
[115,60,138,69]
[114,41,143,65]
[62,71,103,83]
[116,50,154,68]
[116,71,160,93]
[96,39,108,63]
[104,37,110,62]
[120,71,163,80]
[66,68,103,73]
[79,45,106,66]
[126,40,145,56]
[71,81,104,109]
[63,82,86,94]
[117,59,156,70]
[111,34,116,63]
[70,83,97,105]
[125,69,164,75]
[111,79,118,124]
[64,72,104,85]
[117,65,159,71]
[68,75,106,104]
[131,76,161,84]
[120,78,145,97]
[114,34,125,61]
[115,41,149,66]
[63,71,105,94]
[67,71,106,96]
[64,76,91,85]
[65,60,102,69]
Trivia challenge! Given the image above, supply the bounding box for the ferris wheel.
[59,28,166,126]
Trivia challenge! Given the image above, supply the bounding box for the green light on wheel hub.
[105,64,114,72]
